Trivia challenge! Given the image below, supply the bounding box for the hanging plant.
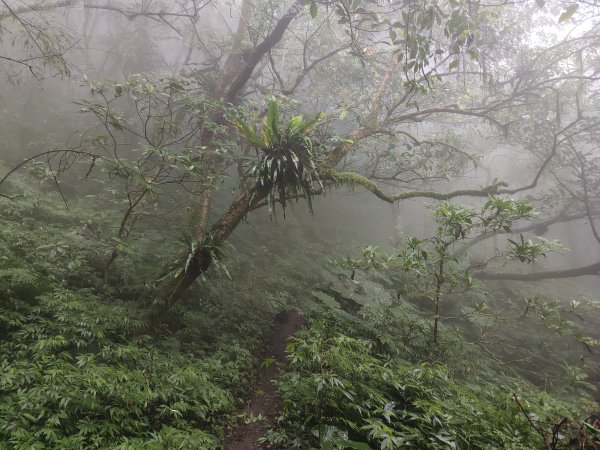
[232,100,325,218]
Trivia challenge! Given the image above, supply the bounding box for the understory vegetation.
[1,0,600,448]
[1,172,599,449]
[0,180,260,448]
[270,319,591,449]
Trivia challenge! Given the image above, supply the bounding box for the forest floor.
[224,311,303,450]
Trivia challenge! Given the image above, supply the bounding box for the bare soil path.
[224,311,303,450]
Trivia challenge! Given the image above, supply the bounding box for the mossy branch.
[327,170,379,191]
[324,169,509,203]
[393,180,509,201]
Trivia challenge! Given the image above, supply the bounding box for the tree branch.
[475,262,600,281]
[224,0,305,103]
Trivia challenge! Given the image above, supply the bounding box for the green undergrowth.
[258,245,600,448]
[1,172,600,449]
[265,316,598,449]
[0,176,294,448]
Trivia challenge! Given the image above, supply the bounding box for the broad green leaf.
[558,4,578,22]
[310,1,317,18]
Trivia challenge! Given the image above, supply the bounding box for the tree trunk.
[146,2,307,325]
[149,186,270,328]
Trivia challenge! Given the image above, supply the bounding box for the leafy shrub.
[0,191,275,448]
[0,285,238,448]
[268,320,594,449]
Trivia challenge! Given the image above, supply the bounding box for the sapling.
[348,197,559,344]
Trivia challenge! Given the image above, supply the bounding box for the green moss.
[327,170,379,192]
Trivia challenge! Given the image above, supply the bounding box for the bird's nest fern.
[232,100,325,217]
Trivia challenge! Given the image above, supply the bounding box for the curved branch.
[325,170,509,203]
[0,1,210,21]
[0,0,72,20]
[0,149,98,190]
[0,55,40,79]
[475,262,600,281]
[282,43,351,95]
[459,209,599,253]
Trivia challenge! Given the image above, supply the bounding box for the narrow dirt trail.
[224,311,303,450]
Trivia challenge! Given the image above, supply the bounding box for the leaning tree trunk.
[149,185,270,327]
[146,1,306,326]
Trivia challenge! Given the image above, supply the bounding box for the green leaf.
[334,439,371,450]
[267,100,280,138]
[310,0,318,18]
[261,357,276,368]
[448,59,460,70]
[558,4,578,23]
[287,115,304,134]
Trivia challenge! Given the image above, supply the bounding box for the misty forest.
[3,0,600,449]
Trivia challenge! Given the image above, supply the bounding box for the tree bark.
[474,262,600,281]
[149,185,271,328]
[224,0,304,104]
[148,1,308,322]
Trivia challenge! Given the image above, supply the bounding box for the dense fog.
[1,1,600,449]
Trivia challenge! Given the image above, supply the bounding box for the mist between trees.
[1,0,600,449]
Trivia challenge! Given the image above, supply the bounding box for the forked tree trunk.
[184,0,254,240]
[146,1,404,328]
